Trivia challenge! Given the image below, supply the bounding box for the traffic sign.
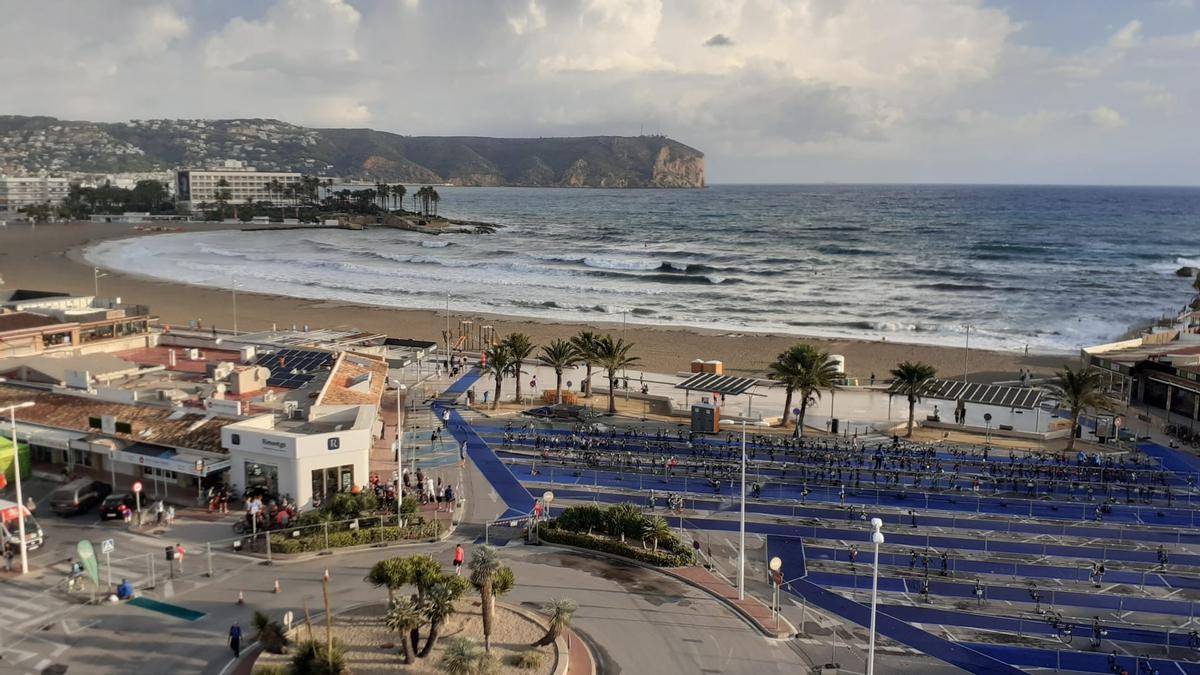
[101,539,115,554]
[132,481,143,493]
[792,408,801,416]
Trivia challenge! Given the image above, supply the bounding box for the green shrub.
[554,504,604,534]
[291,638,347,675]
[511,650,545,670]
[268,520,441,554]
[538,527,693,566]
[252,610,290,654]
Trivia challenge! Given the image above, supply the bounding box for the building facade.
[176,162,301,211]
[0,176,70,214]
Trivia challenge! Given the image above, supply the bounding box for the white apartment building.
[0,175,70,214]
[176,161,301,210]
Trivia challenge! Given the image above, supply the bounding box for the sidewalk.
[666,565,795,639]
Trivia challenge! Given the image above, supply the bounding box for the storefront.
[221,406,374,509]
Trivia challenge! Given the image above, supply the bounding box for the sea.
[84,184,1200,354]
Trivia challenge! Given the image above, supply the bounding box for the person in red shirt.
[453,544,464,576]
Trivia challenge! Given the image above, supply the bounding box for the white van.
[0,499,44,550]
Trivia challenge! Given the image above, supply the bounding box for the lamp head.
[769,556,782,572]
[870,517,883,530]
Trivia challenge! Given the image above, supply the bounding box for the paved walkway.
[668,566,794,639]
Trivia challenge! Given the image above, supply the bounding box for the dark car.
[49,479,112,516]
[98,493,137,520]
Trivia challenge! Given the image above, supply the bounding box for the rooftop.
[316,352,388,407]
[0,382,240,453]
[0,312,62,333]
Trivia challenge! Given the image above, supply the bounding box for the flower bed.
[538,527,692,567]
[268,520,442,555]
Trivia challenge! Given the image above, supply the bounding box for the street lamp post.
[396,384,407,524]
[231,277,239,336]
[93,267,108,299]
[867,517,885,675]
[961,324,973,383]
[720,417,751,600]
[3,401,35,575]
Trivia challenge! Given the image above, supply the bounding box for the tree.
[570,331,602,398]
[214,178,233,218]
[128,180,170,212]
[593,334,640,414]
[768,344,840,437]
[392,184,406,211]
[253,610,289,654]
[890,361,938,437]
[376,183,390,211]
[642,515,671,552]
[1046,365,1118,452]
[468,545,514,652]
[368,557,407,605]
[539,339,579,404]
[502,333,536,404]
[531,598,577,647]
[385,597,423,665]
[431,189,440,217]
[438,637,498,675]
[418,578,468,657]
[482,344,514,410]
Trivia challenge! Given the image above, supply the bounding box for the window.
[244,460,279,498]
[88,416,102,429]
[311,464,354,502]
[114,421,132,434]
[231,433,241,446]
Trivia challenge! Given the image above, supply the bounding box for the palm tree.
[539,340,580,404]
[376,182,389,211]
[214,178,232,218]
[594,335,639,414]
[418,581,463,657]
[482,344,514,410]
[392,184,406,212]
[642,515,671,551]
[768,344,840,438]
[467,545,502,651]
[502,333,536,404]
[1046,365,1118,452]
[384,597,423,665]
[367,558,407,605]
[890,361,938,437]
[531,598,577,647]
[430,189,440,217]
[570,331,602,398]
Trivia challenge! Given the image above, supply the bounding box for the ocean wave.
[421,240,451,248]
[583,256,660,271]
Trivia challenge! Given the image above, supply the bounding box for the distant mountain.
[0,116,704,188]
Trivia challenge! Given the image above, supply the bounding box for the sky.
[1,0,1198,185]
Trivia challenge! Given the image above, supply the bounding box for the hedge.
[550,503,693,560]
[538,527,694,567]
[268,520,441,554]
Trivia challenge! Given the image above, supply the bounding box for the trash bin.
[165,546,175,561]
[830,418,839,434]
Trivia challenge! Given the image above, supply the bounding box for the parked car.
[97,493,137,520]
[49,479,112,516]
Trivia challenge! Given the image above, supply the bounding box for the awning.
[675,373,763,397]
[0,423,87,450]
[68,436,229,476]
[887,378,1045,410]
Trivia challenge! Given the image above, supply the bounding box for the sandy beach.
[0,221,1069,380]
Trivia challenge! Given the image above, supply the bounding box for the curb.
[229,524,456,565]
[535,541,794,640]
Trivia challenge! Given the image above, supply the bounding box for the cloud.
[1108,20,1142,50]
[703,33,734,47]
[1087,105,1126,128]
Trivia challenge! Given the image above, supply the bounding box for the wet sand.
[0,220,1069,379]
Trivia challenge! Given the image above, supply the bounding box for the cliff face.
[0,116,705,188]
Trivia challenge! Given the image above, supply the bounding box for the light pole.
[396,384,407,523]
[961,324,973,383]
[769,556,783,628]
[93,267,108,299]
[867,517,885,675]
[3,401,35,575]
[721,417,750,600]
[231,276,239,336]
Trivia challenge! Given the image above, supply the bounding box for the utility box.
[692,402,719,434]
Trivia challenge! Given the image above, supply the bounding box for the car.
[98,493,137,520]
[48,479,112,516]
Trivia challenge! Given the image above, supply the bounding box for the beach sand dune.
[0,221,1068,380]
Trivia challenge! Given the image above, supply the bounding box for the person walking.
[848,544,859,570]
[3,542,12,573]
[229,621,243,657]
[453,543,465,575]
[154,498,165,525]
[174,543,185,575]
[459,441,467,467]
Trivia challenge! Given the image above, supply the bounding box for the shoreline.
[2,221,1070,379]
